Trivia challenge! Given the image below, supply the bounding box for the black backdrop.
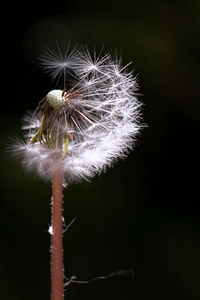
[0,1,200,299]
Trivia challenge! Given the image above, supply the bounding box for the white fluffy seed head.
[13,45,144,184]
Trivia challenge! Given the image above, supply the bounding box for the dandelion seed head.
[13,44,144,184]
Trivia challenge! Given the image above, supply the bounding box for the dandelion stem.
[51,165,64,300]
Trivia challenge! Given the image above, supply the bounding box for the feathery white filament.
[13,45,144,183]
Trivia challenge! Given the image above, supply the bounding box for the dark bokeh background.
[1,1,200,299]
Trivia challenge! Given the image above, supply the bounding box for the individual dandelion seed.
[12,43,144,300]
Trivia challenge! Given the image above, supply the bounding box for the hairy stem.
[51,165,64,300]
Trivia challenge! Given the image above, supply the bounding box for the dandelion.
[14,46,142,184]
[12,44,144,300]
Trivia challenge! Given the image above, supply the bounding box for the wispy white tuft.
[12,45,144,184]
[39,42,78,83]
[48,225,53,235]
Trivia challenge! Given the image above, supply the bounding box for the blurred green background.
[1,0,200,299]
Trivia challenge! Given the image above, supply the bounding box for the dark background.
[0,0,200,299]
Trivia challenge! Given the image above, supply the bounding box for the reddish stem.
[51,166,64,300]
